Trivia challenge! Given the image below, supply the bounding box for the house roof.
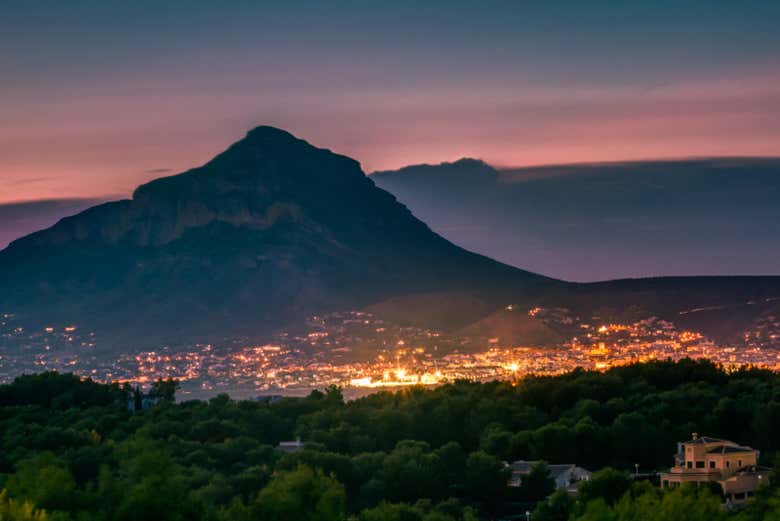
[685,436,727,445]
[548,464,577,479]
[509,461,589,479]
[509,461,535,473]
[707,445,755,454]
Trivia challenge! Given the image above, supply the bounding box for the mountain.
[0,127,547,347]
[371,157,780,282]
[0,198,107,250]
[2,130,779,350]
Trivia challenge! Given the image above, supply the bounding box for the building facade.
[660,433,766,504]
[508,460,591,494]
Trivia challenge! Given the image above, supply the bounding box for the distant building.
[660,433,768,504]
[256,394,285,404]
[508,460,591,493]
[277,437,304,452]
[126,393,160,412]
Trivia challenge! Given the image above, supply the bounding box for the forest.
[1,359,780,520]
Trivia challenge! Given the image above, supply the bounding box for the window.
[738,460,742,467]
[696,461,705,469]
[709,461,716,469]
[726,461,730,468]
[687,461,692,469]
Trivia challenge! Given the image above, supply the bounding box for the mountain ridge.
[0,126,547,347]
[2,129,779,349]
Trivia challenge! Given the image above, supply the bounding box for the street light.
[635,463,639,476]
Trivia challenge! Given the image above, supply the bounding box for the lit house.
[277,437,304,453]
[660,433,766,504]
[508,460,591,494]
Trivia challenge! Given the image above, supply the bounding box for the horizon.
[8,149,780,205]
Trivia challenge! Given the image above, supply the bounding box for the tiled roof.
[707,445,754,454]
[548,464,577,479]
[509,461,588,479]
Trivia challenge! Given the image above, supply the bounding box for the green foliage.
[576,468,633,507]
[0,490,52,521]
[464,451,508,506]
[354,499,478,521]
[379,441,446,503]
[250,465,346,521]
[111,436,206,521]
[148,378,180,403]
[3,455,81,514]
[517,461,555,502]
[1,361,780,520]
[532,489,575,521]
[0,372,123,409]
[574,483,727,521]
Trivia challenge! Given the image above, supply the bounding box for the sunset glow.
[1,2,779,204]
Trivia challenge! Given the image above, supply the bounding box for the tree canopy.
[0,360,779,520]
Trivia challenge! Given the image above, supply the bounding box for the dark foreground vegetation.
[1,359,780,520]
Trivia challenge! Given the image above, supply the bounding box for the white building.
[508,460,591,493]
[277,438,304,452]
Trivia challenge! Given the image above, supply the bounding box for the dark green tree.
[250,465,346,521]
[576,468,632,507]
[519,461,555,502]
[149,378,180,402]
[463,451,509,504]
[533,489,575,521]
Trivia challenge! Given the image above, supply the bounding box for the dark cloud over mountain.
[372,157,780,281]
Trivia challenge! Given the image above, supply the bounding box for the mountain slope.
[2,132,779,349]
[0,198,108,250]
[0,127,546,346]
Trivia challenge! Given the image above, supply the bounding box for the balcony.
[660,469,722,486]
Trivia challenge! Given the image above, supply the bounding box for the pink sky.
[1,75,779,204]
[3,1,780,204]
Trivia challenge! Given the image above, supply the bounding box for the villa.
[660,433,767,504]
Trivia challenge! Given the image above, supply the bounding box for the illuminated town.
[1,304,779,399]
